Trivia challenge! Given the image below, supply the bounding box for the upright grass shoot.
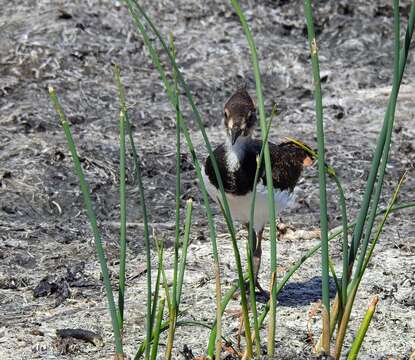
[150,297,165,360]
[303,0,330,353]
[229,1,279,355]
[117,90,127,330]
[348,0,414,269]
[351,0,400,282]
[165,33,183,360]
[49,87,124,358]
[347,296,379,360]
[113,65,153,359]
[165,199,193,359]
[125,1,254,356]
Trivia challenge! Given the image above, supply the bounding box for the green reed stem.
[245,239,261,358]
[286,137,349,314]
[150,237,164,333]
[170,33,182,308]
[361,172,407,278]
[166,199,193,359]
[118,111,127,330]
[207,275,247,355]
[248,108,275,357]
[49,87,124,357]
[229,1,278,355]
[124,3,251,356]
[303,0,330,353]
[335,171,407,358]
[177,199,193,305]
[165,33,183,360]
[113,64,152,359]
[113,64,140,184]
[137,318,236,359]
[217,200,253,356]
[150,297,165,360]
[328,257,341,296]
[349,0,415,266]
[352,0,401,283]
[335,174,349,315]
[113,65,128,329]
[208,201,414,357]
[344,175,405,360]
[125,0,237,247]
[347,296,379,360]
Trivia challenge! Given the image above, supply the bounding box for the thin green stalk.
[214,263,223,360]
[177,199,193,306]
[49,87,124,357]
[114,65,128,329]
[352,0,401,282]
[124,4,247,357]
[125,0,237,249]
[125,0,225,321]
[166,199,193,359]
[256,200,415,335]
[335,172,407,359]
[155,238,171,311]
[150,297,165,360]
[208,202,414,356]
[118,109,127,328]
[334,274,359,359]
[207,277,247,355]
[150,238,164,333]
[217,200,253,357]
[349,0,415,266]
[245,241,261,358]
[114,64,153,358]
[119,93,152,360]
[361,172,407,277]
[134,143,152,360]
[137,319,236,359]
[246,108,275,357]
[303,0,330,353]
[113,64,140,184]
[165,33,183,360]
[328,257,341,298]
[347,296,379,360]
[335,174,349,316]
[286,136,349,314]
[170,32,181,310]
[336,3,410,354]
[229,2,278,355]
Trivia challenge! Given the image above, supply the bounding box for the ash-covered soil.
[0,0,414,359]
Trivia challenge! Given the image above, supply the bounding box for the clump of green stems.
[50,0,415,358]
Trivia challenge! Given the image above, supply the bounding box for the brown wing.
[260,141,313,192]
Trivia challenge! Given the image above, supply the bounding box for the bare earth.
[0,1,414,359]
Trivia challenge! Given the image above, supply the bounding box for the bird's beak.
[230,128,241,145]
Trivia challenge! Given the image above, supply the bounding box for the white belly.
[202,168,293,232]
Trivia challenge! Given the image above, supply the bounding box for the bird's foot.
[231,279,270,304]
[254,281,270,303]
[277,222,296,238]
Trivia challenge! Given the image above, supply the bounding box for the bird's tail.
[283,137,315,167]
[285,136,337,176]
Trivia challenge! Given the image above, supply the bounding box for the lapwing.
[203,88,313,299]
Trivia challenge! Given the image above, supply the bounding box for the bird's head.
[224,88,257,145]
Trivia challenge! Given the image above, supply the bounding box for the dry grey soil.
[1,1,414,359]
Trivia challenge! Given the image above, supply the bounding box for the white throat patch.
[225,136,249,172]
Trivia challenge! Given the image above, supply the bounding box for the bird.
[202,87,313,300]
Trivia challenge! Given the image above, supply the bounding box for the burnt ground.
[0,0,414,359]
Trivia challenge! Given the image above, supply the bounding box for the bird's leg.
[253,227,270,302]
[252,227,261,285]
[277,216,286,235]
